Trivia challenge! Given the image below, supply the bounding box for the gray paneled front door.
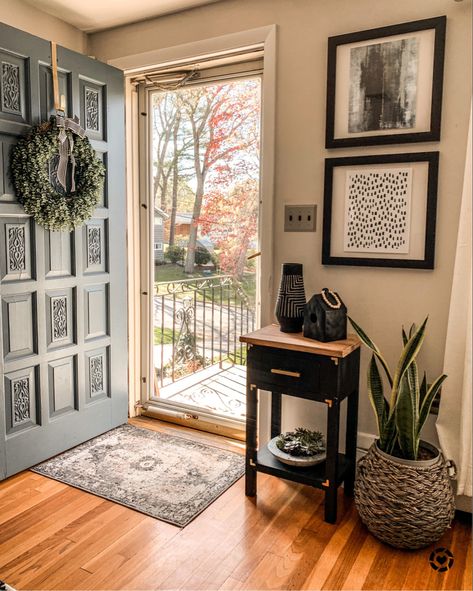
[0,23,128,479]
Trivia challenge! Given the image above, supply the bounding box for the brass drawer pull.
[270,368,301,378]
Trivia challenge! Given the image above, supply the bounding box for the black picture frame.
[322,152,439,269]
[325,16,446,148]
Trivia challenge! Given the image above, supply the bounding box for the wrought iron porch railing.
[154,274,256,389]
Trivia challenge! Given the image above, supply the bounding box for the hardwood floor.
[0,416,471,591]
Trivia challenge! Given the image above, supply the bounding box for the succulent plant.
[276,428,325,457]
[349,316,447,460]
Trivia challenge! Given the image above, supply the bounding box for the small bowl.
[267,436,326,467]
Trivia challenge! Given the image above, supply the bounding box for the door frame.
[119,26,276,434]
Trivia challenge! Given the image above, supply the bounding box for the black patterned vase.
[275,263,306,333]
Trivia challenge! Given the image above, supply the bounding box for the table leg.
[324,399,340,523]
[245,378,258,497]
[344,387,359,497]
[271,392,282,438]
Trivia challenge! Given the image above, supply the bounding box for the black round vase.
[275,263,306,333]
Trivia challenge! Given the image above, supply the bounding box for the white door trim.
[123,26,277,433]
[109,25,276,76]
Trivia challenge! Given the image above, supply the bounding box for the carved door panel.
[0,23,127,478]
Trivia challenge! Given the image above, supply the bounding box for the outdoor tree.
[152,93,179,210]
[199,178,259,277]
[168,110,181,246]
[152,78,260,272]
[180,80,260,273]
[152,93,193,246]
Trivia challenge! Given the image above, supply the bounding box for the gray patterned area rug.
[32,424,244,527]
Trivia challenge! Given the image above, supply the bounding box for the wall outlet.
[284,204,317,232]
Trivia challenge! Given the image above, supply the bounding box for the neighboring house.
[154,207,169,262]
[163,213,215,254]
[196,236,214,254]
[164,212,192,241]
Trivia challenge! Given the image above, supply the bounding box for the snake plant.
[348,317,447,460]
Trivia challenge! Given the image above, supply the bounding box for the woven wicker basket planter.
[355,441,455,550]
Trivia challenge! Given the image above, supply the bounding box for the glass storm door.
[147,76,261,431]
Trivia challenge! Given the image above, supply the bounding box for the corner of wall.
[0,0,87,54]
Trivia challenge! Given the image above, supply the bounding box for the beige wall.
[92,0,471,442]
[0,0,87,53]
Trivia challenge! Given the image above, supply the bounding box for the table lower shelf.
[255,446,351,489]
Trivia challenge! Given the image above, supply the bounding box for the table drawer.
[248,346,323,397]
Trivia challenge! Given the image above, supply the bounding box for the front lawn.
[154,327,174,345]
[155,263,209,283]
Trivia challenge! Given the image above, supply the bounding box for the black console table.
[240,324,360,524]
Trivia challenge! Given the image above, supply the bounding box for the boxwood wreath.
[10,117,105,231]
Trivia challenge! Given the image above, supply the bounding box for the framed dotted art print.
[321,152,439,269]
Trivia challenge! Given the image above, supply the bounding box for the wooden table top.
[240,324,361,358]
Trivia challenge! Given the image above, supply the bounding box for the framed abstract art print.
[322,152,439,269]
[325,16,446,148]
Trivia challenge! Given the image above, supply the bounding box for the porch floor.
[157,364,246,419]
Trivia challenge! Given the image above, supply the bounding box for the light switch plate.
[284,204,317,232]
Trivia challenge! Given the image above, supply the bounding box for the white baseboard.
[456,495,472,513]
[356,431,376,459]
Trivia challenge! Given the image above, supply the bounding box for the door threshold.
[141,403,245,441]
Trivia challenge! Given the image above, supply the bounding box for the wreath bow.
[56,114,86,192]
